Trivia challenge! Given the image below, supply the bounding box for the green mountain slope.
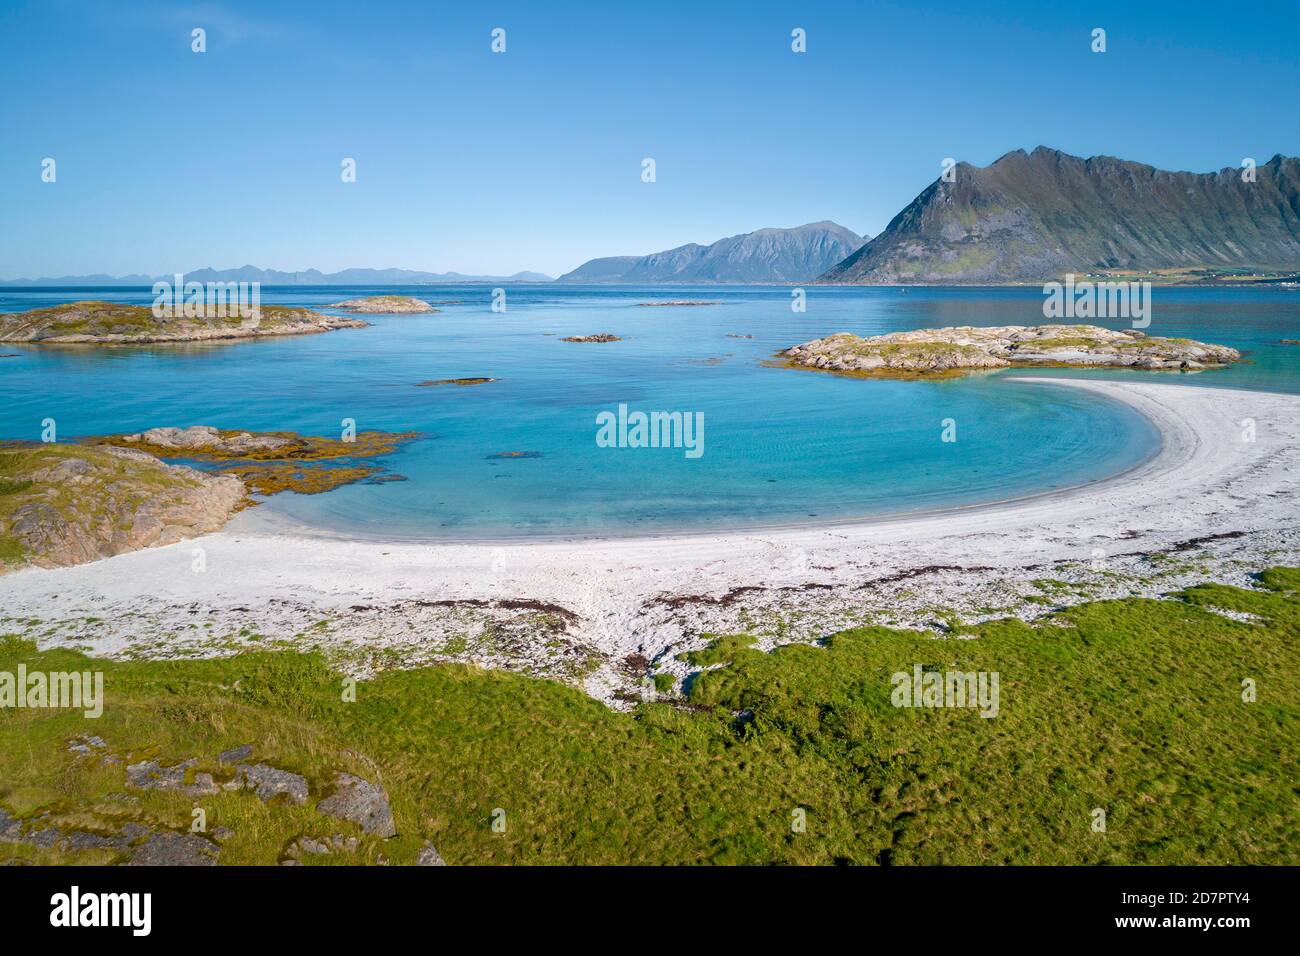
[821,147,1300,284]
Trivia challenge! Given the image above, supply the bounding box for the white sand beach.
[3,377,1297,702]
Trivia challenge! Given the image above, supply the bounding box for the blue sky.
[1,0,1297,278]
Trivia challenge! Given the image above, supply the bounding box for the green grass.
[1,570,1296,865]
[676,633,758,667]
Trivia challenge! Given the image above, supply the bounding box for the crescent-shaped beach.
[2,378,1297,701]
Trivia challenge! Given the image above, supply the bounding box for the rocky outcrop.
[126,831,219,866]
[316,773,397,837]
[415,843,446,866]
[1,805,218,865]
[0,443,245,574]
[236,764,311,805]
[120,425,294,455]
[561,334,621,342]
[328,295,436,314]
[780,324,1241,376]
[126,758,221,796]
[0,300,367,343]
[0,736,423,866]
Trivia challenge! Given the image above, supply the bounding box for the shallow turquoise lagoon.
[2,285,1296,539]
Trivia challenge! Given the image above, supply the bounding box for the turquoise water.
[2,285,1296,539]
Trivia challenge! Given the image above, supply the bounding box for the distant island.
[0,266,554,287]
[328,295,437,314]
[779,324,1241,377]
[636,300,722,307]
[819,147,1300,284]
[0,301,365,344]
[557,221,865,283]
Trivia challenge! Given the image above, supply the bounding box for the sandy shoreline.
[3,377,1298,703]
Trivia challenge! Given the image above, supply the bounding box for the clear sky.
[2,0,1297,279]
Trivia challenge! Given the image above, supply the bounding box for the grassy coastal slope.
[0,300,366,343]
[558,221,865,283]
[2,570,1296,865]
[820,147,1300,284]
[0,443,243,573]
[0,428,416,573]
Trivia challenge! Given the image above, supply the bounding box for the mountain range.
[11,149,1300,289]
[0,266,554,286]
[556,221,865,283]
[821,147,1300,284]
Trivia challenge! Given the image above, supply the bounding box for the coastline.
[3,377,1297,704]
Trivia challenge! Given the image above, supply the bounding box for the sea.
[2,284,1296,539]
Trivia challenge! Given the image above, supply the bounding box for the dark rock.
[67,734,108,756]
[316,773,396,837]
[125,758,220,796]
[127,831,218,866]
[415,843,446,866]
[295,836,331,855]
[236,763,310,805]
[218,744,253,764]
[328,834,359,853]
[0,809,24,842]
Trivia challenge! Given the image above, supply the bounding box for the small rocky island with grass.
[779,324,1241,376]
[327,295,436,314]
[0,301,366,344]
[561,333,621,343]
[635,300,722,307]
